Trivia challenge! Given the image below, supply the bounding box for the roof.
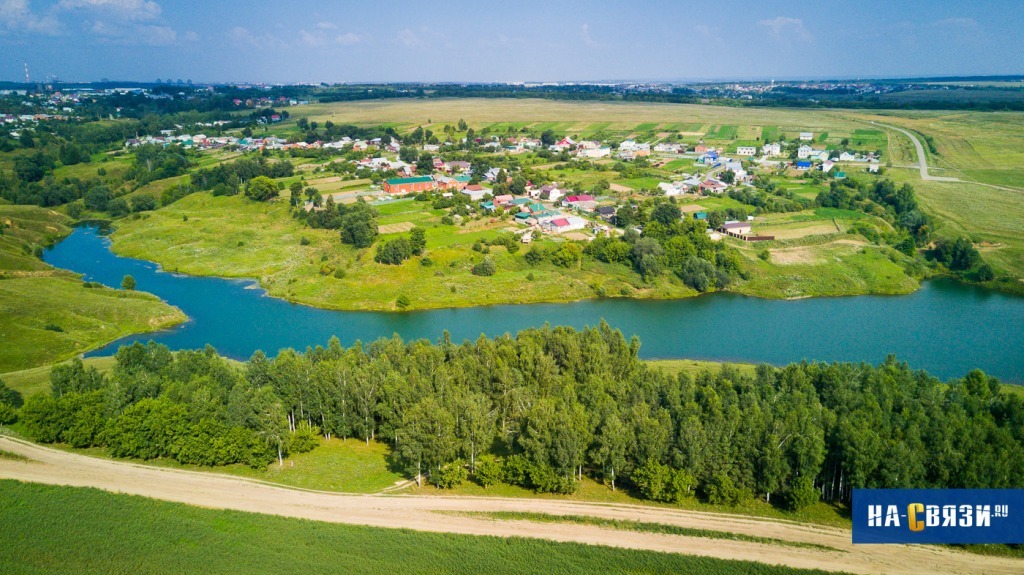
[596,206,616,214]
[722,221,749,229]
[386,176,433,185]
[796,161,812,167]
[551,218,570,227]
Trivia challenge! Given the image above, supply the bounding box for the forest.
[5,324,1022,510]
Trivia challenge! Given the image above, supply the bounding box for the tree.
[396,397,458,485]
[375,237,413,265]
[651,202,681,226]
[121,275,136,290]
[409,227,427,255]
[245,176,278,202]
[472,258,497,276]
[591,412,628,490]
[339,201,378,248]
[130,195,157,212]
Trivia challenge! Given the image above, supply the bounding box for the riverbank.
[107,193,922,313]
[39,225,1024,382]
[0,206,186,373]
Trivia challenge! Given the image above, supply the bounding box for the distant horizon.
[3,73,1023,87]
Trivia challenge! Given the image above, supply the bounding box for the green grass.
[0,277,186,372]
[0,449,27,461]
[0,356,117,398]
[634,122,660,132]
[706,125,738,140]
[0,205,186,372]
[450,511,841,553]
[648,359,758,378]
[0,480,840,575]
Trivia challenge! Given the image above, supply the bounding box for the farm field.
[0,480,830,575]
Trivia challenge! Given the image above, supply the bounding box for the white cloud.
[59,0,161,21]
[580,23,597,47]
[397,28,419,47]
[183,30,197,42]
[335,32,360,46]
[316,21,336,30]
[228,25,286,50]
[88,18,174,45]
[0,0,61,34]
[759,16,812,42]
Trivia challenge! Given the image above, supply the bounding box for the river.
[43,226,1024,383]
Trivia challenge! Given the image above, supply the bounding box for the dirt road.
[869,121,960,183]
[1,436,1020,574]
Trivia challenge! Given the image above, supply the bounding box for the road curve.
[869,121,960,182]
[1,436,1021,575]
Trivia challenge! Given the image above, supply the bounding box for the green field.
[0,481,836,575]
[0,206,185,372]
[0,356,117,398]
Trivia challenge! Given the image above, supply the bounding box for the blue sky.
[1,0,1022,83]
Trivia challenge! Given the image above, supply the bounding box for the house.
[721,221,752,235]
[699,179,729,194]
[445,160,471,173]
[867,164,880,173]
[484,167,502,182]
[578,147,611,159]
[821,160,835,173]
[694,144,708,154]
[435,174,471,191]
[561,194,595,208]
[493,194,514,206]
[797,145,813,159]
[383,176,436,194]
[736,146,757,156]
[796,161,812,171]
[596,206,617,221]
[762,142,782,156]
[799,132,813,141]
[654,142,685,153]
[432,158,445,170]
[658,182,682,196]
[835,171,846,179]
[839,151,856,161]
[537,185,563,201]
[545,216,588,234]
[693,211,708,221]
[462,185,491,201]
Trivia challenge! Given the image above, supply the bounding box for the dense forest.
[5,326,1022,510]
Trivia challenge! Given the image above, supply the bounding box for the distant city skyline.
[1,0,1022,84]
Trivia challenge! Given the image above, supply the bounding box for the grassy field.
[0,206,185,372]
[0,356,116,398]
[0,481,836,575]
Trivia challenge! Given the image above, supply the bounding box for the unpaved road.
[1,437,1021,574]
[869,121,960,182]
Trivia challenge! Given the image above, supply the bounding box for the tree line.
[6,326,1022,510]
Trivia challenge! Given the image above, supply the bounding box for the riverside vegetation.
[3,325,1022,513]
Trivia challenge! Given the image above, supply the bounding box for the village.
[125,121,883,245]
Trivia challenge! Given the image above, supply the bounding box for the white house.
[577,147,611,159]
[545,215,588,234]
[839,151,856,161]
[821,160,835,173]
[799,132,813,141]
[658,182,682,196]
[736,146,757,156]
[762,142,782,156]
[797,145,813,159]
[462,185,491,201]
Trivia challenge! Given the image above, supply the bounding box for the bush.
[290,421,321,454]
[524,246,545,265]
[474,455,503,488]
[432,460,468,489]
[471,258,496,276]
[420,257,434,267]
[375,237,413,265]
[333,269,346,279]
[43,323,63,332]
[977,263,995,282]
[244,176,279,201]
[702,472,742,505]
[679,257,715,292]
[299,236,310,246]
[396,294,410,309]
[784,475,819,510]
[121,275,136,290]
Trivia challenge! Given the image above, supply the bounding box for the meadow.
[0,480,839,575]
[0,206,185,373]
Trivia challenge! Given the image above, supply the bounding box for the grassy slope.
[0,480,835,575]
[0,206,186,373]
[109,193,922,312]
[0,356,117,398]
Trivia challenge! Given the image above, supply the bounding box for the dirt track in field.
[1,437,1020,574]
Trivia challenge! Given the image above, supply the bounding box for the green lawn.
[0,481,838,575]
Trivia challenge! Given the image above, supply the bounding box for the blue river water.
[43,226,1024,383]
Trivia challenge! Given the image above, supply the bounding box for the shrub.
[471,258,496,276]
[299,236,310,246]
[121,275,136,290]
[432,460,468,489]
[43,323,63,332]
[784,475,819,511]
[473,455,503,488]
[396,294,411,309]
[375,237,413,265]
[290,421,321,454]
[333,269,346,279]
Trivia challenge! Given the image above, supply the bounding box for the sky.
[1,0,1022,84]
